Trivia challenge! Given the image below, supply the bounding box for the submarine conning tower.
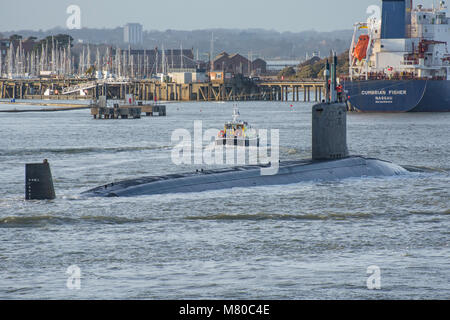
[313,50,349,161]
[312,103,349,161]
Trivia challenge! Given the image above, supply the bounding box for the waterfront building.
[124,23,143,45]
[212,52,267,76]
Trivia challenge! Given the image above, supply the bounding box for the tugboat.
[216,106,260,147]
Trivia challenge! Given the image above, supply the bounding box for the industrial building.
[212,52,267,76]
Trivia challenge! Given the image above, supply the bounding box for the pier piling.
[0,79,325,103]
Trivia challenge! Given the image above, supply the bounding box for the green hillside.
[279,50,349,80]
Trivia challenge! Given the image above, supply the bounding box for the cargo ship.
[343,0,450,112]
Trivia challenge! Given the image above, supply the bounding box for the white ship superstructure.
[350,1,450,80]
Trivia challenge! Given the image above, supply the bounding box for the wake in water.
[0,214,146,228]
[0,145,172,157]
[184,212,373,221]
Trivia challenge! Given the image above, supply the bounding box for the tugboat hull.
[215,137,260,147]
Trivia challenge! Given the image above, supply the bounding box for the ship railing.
[402,60,419,66]
[343,74,446,81]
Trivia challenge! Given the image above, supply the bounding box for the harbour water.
[0,100,449,299]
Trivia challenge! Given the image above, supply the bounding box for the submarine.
[79,102,407,198]
[24,55,408,200]
[25,102,407,200]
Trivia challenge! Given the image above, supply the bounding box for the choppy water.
[0,100,449,299]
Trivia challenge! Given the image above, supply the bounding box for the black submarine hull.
[82,156,407,198]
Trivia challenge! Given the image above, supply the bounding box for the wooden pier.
[0,78,326,103]
[258,81,325,102]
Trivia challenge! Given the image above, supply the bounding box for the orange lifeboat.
[353,35,370,61]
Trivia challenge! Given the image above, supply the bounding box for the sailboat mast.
[161,44,166,75]
[180,43,183,69]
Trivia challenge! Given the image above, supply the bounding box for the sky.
[0,0,444,32]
